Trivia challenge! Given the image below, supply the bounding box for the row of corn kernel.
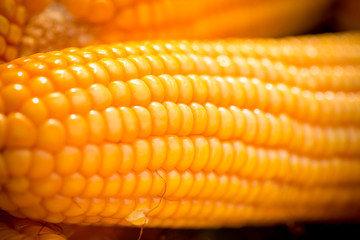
[2,72,360,125]
[2,100,360,156]
[115,34,360,65]
[4,184,360,227]
[2,141,360,194]
[2,103,360,156]
[7,47,360,92]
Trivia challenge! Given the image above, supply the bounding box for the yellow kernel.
[127,79,151,106]
[69,65,94,89]
[87,110,105,143]
[20,205,48,221]
[28,149,54,179]
[87,198,106,216]
[203,138,222,172]
[217,76,233,106]
[158,75,179,102]
[133,140,151,172]
[188,75,208,103]
[87,84,112,110]
[253,109,270,145]
[102,174,122,197]
[61,173,86,197]
[65,114,88,146]
[148,102,168,135]
[118,144,134,174]
[64,197,90,217]
[22,62,49,76]
[108,81,131,107]
[174,54,196,74]
[190,103,207,135]
[51,69,76,91]
[0,66,29,86]
[30,173,62,197]
[172,171,194,199]
[159,54,180,75]
[28,77,54,96]
[5,177,29,193]
[119,172,136,197]
[173,75,193,104]
[117,58,138,80]
[80,145,101,177]
[82,175,104,198]
[178,104,193,136]
[99,59,123,82]
[36,119,65,152]
[253,79,269,110]
[164,170,181,197]
[99,143,121,177]
[103,107,123,142]
[132,106,152,138]
[187,172,205,198]
[19,98,48,125]
[163,102,181,134]
[199,173,219,199]
[142,75,165,102]
[240,147,258,177]
[175,137,193,171]
[217,107,234,140]
[88,62,110,85]
[6,112,36,147]
[202,76,220,105]
[55,146,81,175]
[65,88,91,114]
[42,92,71,120]
[119,107,139,143]
[43,56,68,68]
[144,55,165,76]
[133,170,152,197]
[216,142,234,174]
[148,137,166,170]
[2,84,31,112]
[128,56,152,77]
[9,191,41,208]
[189,137,209,172]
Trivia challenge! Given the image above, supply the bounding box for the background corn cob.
[0,0,53,63]
[0,33,359,234]
[1,0,335,62]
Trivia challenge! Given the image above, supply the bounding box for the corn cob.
[1,0,334,62]
[0,33,360,232]
[0,0,53,63]
[60,0,333,41]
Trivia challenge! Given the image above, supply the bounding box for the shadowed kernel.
[2,84,31,113]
